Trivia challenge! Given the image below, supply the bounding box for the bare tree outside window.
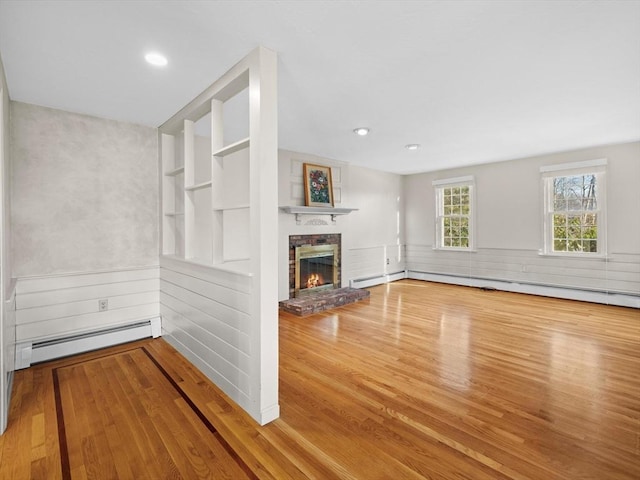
[551,174,598,253]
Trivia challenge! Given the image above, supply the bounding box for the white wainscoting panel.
[346,244,406,283]
[159,256,253,415]
[15,267,160,343]
[405,244,640,305]
[2,283,16,433]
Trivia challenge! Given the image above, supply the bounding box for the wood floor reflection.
[1,280,639,479]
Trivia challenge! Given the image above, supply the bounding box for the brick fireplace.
[281,233,370,316]
[288,234,341,298]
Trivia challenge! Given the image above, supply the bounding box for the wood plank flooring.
[1,279,639,479]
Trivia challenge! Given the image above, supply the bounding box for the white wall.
[10,102,160,347]
[278,149,404,300]
[404,142,640,297]
[0,52,13,434]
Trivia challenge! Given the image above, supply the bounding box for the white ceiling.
[0,0,638,174]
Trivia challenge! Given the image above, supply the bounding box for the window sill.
[432,247,477,253]
[538,251,609,260]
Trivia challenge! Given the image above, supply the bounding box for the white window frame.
[540,159,607,257]
[433,175,475,251]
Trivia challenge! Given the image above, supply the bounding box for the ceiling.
[0,0,638,174]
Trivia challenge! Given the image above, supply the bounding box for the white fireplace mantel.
[279,206,358,225]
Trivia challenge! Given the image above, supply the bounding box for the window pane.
[583,224,597,239]
[584,240,597,252]
[567,195,582,211]
[553,214,566,227]
[584,213,597,226]
[568,224,581,238]
[554,239,567,251]
[568,215,581,227]
[554,226,566,239]
[567,240,582,252]
[553,177,565,193]
[554,196,567,210]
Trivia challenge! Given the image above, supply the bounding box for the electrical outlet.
[99,299,108,311]
[386,258,390,265]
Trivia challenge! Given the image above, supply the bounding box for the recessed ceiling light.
[145,52,168,67]
[353,127,370,136]
[405,144,420,150]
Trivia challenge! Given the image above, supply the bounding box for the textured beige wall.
[11,102,159,277]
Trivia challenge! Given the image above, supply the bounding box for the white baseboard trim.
[349,271,406,289]
[257,403,281,426]
[15,316,162,369]
[406,271,640,309]
[348,270,639,309]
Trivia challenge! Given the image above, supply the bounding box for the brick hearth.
[279,287,370,316]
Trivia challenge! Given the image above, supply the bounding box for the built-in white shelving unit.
[164,166,184,176]
[213,137,250,157]
[158,46,279,426]
[161,133,185,256]
[184,181,212,191]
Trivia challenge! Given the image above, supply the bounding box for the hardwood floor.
[1,280,638,479]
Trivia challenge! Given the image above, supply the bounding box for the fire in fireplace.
[295,243,339,297]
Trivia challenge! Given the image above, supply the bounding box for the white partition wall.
[159,47,279,425]
[0,55,11,434]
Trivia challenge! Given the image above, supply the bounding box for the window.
[541,160,606,256]
[434,176,474,250]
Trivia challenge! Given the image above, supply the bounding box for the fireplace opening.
[295,243,339,297]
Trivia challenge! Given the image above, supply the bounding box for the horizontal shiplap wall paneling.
[4,284,16,374]
[15,267,160,343]
[405,245,640,295]
[159,256,253,412]
[346,244,406,281]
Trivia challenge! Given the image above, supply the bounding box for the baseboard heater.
[406,271,640,309]
[349,270,639,309]
[15,316,161,369]
[350,271,407,289]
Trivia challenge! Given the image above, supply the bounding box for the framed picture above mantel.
[303,163,334,207]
